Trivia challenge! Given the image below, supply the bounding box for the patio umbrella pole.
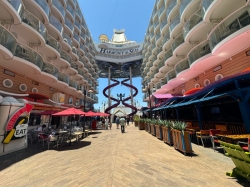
[69,115,72,146]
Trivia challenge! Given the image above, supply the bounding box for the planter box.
[145,123,148,132]
[172,129,193,155]
[150,124,156,136]
[135,121,138,127]
[155,125,163,140]
[162,127,173,145]
[138,122,145,130]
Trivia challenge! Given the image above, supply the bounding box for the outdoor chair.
[209,129,222,151]
[47,133,59,150]
[196,130,211,147]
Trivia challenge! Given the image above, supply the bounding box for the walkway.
[0,124,249,187]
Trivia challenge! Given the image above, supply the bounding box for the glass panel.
[167,69,176,81]
[162,31,170,44]
[209,6,250,50]
[166,0,176,17]
[75,20,81,29]
[14,44,43,69]
[188,41,211,66]
[62,33,72,45]
[201,0,214,18]
[65,17,74,30]
[183,9,202,38]
[66,3,75,18]
[34,0,50,17]
[81,33,85,40]
[179,0,190,16]
[175,59,189,75]
[49,14,63,33]
[8,0,22,13]
[70,61,78,69]
[154,19,159,28]
[73,32,80,42]
[158,4,165,17]
[19,8,47,39]
[76,8,82,17]
[172,33,184,51]
[60,50,71,62]
[42,62,59,78]
[163,49,173,62]
[52,0,65,18]
[46,34,61,53]
[0,25,17,54]
[169,14,180,32]
[58,72,69,84]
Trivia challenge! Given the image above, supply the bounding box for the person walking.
[105,117,109,130]
[115,117,120,129]
[126,116,130,126]
[120,116,125,133]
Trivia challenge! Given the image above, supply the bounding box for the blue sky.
[79,0,155,110]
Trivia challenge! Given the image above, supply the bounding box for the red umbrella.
[95,112,110,116]
[52,107,87,116]
[38,109,58,115]
[85,111,98,117]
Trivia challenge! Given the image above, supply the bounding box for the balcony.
[156,34,161,41]
[42,62,59,78]
[65,17,74,30]
[14,43,43,69]
[8,0,22,12]
[162,31,170,44]
[70,61,78,70]
[75,20,81,30]
[61,50,71,63]
[183,9,202,39]
[167,69,176,82]
[154,20,159,28]
[175,59,189,75]
[158,59,164,69]
[69,79,77,89]
[166,0,177,17]
[158,4,165,17]
[0,25,17,54]
[81,33,86,41]
[34,0,50,17]
[62,33,72,46]
[49,14,63,33]
[188,41,211,66]
[179,0,191,17]
[46,34,61,53]
[169,14,180,33]
[66,4,75,18]
[160,17,168,31]
[19,8,47,40]
[201,0,214,18]
[58,72,69,84]
[171,33,184,51]
[209,6,250,50]
[52,0,65,18]
[76,8,82,17]
[73,32,80,42]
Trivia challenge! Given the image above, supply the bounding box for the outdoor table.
[72,132,84,142]
[216,134,250,144]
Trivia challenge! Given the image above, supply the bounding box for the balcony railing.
[188,40,211,66]
[167,69,176,82]
[19,8,47,40]
[183,9,202,38]
[162,31,170,44]
[154,19,159,28]
[156,34,161,41]
[172,33,184,51]
[58,72,69,84]
[163,49,173,62]
[170,14,180,33]
[158,4,165,17]
[49,14,63,33]
[62,33,72,45]
[166,0,177,17]
[0,25,17,54]
[209,6,250,50]
[65,17,74,30]
[175,58,189,75]
[160,16,168,30]
[15,43,43,69]
[76,7,82,17]
[42,62,59,78]
[61,50,71,63]
[8,0,22,12]
[201,0,214,18]
[73,32,80,42]
[66,4,75,18]
[69,79,77,89]
[34,0,50,17]
[46,34,61,53]
[52,0,65,18]
[179,0,191,16]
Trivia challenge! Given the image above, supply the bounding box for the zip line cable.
[106,0,119,34]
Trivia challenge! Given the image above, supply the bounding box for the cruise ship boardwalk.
[0,125,249,187]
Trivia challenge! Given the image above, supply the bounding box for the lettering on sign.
[99,48,139,55]
[14,124,28,137]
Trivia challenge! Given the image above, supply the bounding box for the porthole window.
[195,83,200,88]
[69,97,73,104]
[32,88,38,93]
[215,74,223,81]
[3,79,13,88]
[19,84,27,92]
[204,79,210,86]
[182,89,185,95]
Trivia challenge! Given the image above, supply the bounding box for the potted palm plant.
[172,121,193,155]
[138,118,145,130]
[155,120,163,140]
[134,115,139,127]
[150,119,157,136]
[145,118,151,133]
[162,120,173,145]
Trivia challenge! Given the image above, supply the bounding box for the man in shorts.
[119,116,125,133]
[115,117,120,129]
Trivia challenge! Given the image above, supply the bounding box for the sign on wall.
[99,47,139,55]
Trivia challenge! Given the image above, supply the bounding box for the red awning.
[184,88,203,96]
[26,92,49,100]
[242,67,250,73]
